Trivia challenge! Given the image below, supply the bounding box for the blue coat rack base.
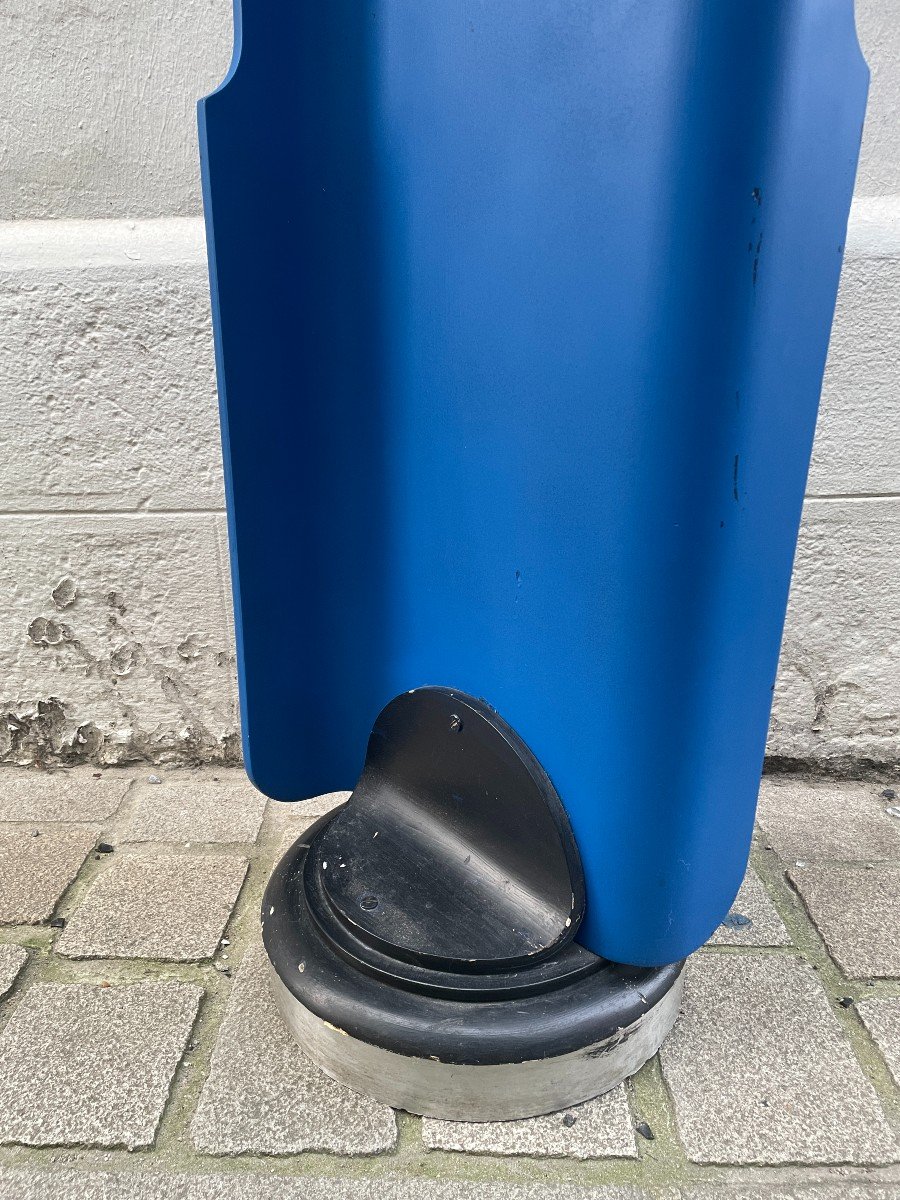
[200,0,867,1117]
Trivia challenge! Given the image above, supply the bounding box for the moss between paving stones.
[0,775,898,1198]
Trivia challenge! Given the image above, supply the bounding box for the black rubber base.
[261,689,684,1119]
[262,812,685,1119]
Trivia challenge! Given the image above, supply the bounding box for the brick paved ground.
[0,768,898,1198]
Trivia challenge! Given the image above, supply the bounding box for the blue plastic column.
[199,1,868,966]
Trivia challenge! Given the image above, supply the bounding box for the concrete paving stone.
[56,852,248,961]
[0,944,27,1000]
[191,943,397,1155]
[757,778,900,862]
[0,981,202,1149]
[789,863,900,978]
[685,1187,900,1199]
[0,769,129,822]
[0,825,98,923]
[268,791,350,831]
[659,953,896,1165]
[858,997,900,1088]
[422,1086,636,1159]
[121,775,266,844]
[707,869,791,947]
[0,1172,659,1200]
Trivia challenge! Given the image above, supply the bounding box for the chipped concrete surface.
[0,262,222,513]
[770,499,900,772]
[0,512,238,767]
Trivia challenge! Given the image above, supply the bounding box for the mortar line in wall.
[1,495,900,520]
[0,508,228,518]
[804,492,900,502]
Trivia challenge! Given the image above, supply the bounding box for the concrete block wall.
[0,1,897,772]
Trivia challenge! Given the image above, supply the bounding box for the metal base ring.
[268,957,683,1120]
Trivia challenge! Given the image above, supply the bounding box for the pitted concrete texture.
[858,998,900,1088]
[0,981,202,1148]
[706,869,791,948]
[191,944,397,1156]
[0,945,27,1000]
[0,512,236,769]
[422,1087,637,1159]
[56,852,248,961]
[0,825,97,923]
[0,254,221,514]
[757,779,900,863]
[0,1172,658,1200]
[659,954,896,1165]
[0,769,128,822]
[121,774,266,844]
[789,863,900,979]
[770,498,900,771]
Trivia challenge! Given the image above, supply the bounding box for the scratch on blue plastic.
[198,1,868,967]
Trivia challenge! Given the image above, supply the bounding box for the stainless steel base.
[268,960,684,1121]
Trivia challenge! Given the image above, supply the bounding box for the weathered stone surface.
[0,514,236,769]
[191,944,397,1155]
[0,768,129,821]
[57,852,247,960]
[707,869,791,947]
[789,863,900,979]
[858,997,900,1088]
[422,1087,636,1159]
[769,497,900,771]
[0,981,202,1148]
[0,1171,658,1200]
[122,774,265,843]
[659,954,896,1164]
[0,945,27,1000]
[0,247,221,513]
[0,825,97,922]
[757,778,900,862]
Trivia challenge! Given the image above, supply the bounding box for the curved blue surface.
[199,1,868,966]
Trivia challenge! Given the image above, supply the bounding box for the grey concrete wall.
[0,0,232,220]
[1,1,895,219]
[0,2,897,771]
